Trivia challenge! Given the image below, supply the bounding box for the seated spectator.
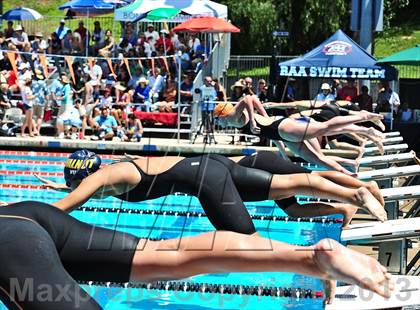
[31,32,48,53]
[71,32,83,55]
[352,85,373,111]
[84,58,103,85]
[20,78,35,137]
[285,78,296,102]
[178,45,191,70]
[315,83,335,101]
[144,24,159,46]
[117,113,143,142]
[61,30,73,54]
[12,25,29,51]
[74,21,89,50]
[148,68,164,102]
[112,83,129,126]
[94,88,113,116]
[32,69,49,136]
[230,80,245,102]
[127,67,142,89]
[170,30,181,50]
[91,21,105,55]
[156,76,176,112]
[180,74,193,109]
[376,81,400,114]
[48,32,61,55]
[117,38,133,55]
[256,79,268,102]
[91,107,117,140]
[4,21,14,39]
[338,79,358,101]
[155,29,173,55]
[55,19,70,41]
[122,22,137,45]
[133,77,151,111]
[98,29,114,57]
[188,33,201,53]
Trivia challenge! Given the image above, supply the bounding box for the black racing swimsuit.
[240,117,287,141]
[0,201,140,310]
[115,155,275,235]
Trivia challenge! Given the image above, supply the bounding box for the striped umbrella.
[1,7,43,21]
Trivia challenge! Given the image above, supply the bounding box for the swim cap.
[64,149,101,187]
[214,102,234,117]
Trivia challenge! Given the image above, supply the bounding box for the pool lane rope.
[79,280,324,299]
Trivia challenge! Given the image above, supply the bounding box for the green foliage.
[3,0,65,16]
[375,26,420,57]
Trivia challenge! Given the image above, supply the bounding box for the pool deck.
[0,135,359,157]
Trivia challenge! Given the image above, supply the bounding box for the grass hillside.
[4,0,65,17]
[375,26,420,58]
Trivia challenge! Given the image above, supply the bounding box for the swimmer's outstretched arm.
[53,162,140,212]
[130,231,394,299]
[35,175,71,192]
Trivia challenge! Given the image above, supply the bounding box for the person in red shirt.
[338,79,358,101]
[155,29,173,55]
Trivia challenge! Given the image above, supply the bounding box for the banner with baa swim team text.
[278,29,397,80]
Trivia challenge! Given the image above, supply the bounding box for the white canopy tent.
[114,0,227,22]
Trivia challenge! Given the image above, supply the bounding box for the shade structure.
[1,7,42,21]
[172,16,239,33]
[115,0,227,22]
[278,29,396,80]
[146,7,180,21]
[378,44,420,66]
[59,0,115,15]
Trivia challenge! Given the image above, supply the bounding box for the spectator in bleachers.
[155,29,173,55]
[188,33,201,53]
[133,76,151,111]
[55,19,70,41]
[17,62,32,88]
[156,76,176,112]
[20,78,35,137]
[91,107,117,140]
[61,30,73,54]
[71,32,83,55]
[118,113,143,142]
[338,79,358,101]
[4,21,14,39]
[91,21,105,55]
[117,38,133,55]
[148,68,165,103]
[230,80,245,102]
[98,29,115,57]
[144,24,159,47]
[48,32,61,55]
[127,67,142,89]
[257,79,268,102]
[122,22,137,46]
[315,83,335,101]
[179,45,191,70]
[32,69,49,136]
[94,88,113,116]
[74,21,89,50]
[0,78,11,118]
[180,74,193,108]
[85,59,103,84]
[31,32,48,54]
[12,25,29,51]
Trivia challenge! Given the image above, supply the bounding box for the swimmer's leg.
[268,174,387,222]
[130,232,393,298]
[0,218,100,310]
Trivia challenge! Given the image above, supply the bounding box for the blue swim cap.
[64,149,101,187]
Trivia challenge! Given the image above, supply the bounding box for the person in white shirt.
[17,63,32,88]
[84,59,103,85]
[21,78,35,137]
[144,24,159,46]
[188,33,200,53]
[55,19,70,41]
[12,25,29,50]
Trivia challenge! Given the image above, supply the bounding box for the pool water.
[0,151,342,309]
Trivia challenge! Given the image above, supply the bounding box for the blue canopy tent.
[279,29,396,80]
[59,0,116,57]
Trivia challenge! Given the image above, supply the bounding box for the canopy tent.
[172,16,239,33]
[1,7,43,21]
[59,0,115,15]
[378,44,420,66]
[279,29,396,80]
[114,0,227,22]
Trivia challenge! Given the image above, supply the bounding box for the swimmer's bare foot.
[341,204,358,228]
[323,279,336,305]
[250,122,261,135]
[366,181,385,207]
[356,187,387,222]
[313,239,394,298]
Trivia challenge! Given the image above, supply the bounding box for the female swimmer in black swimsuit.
[0,201,394,309]
[36,150,387,232]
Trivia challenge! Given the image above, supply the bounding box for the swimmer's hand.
[0,201,9,206]
[34,175,69,191]
[111,153,143,162]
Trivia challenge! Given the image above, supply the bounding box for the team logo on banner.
[322,41,352,55]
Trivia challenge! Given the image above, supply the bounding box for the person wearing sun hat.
[55,75,74,138]
[230,80,245,102]
[144,23,159,46]
[133,76,151,111]
[315,83,335,101]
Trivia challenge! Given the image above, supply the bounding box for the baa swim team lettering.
[279,65,386,79]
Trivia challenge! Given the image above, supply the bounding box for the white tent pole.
[177,50,181,143]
